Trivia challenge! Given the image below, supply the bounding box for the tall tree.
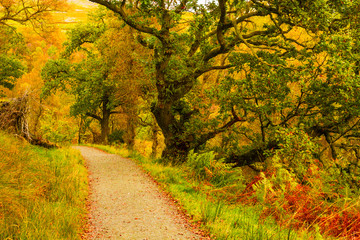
[208,1,360,167]
[88,0,357,163]
[42,11,148,144]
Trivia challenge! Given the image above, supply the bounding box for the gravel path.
[74,146,206,240]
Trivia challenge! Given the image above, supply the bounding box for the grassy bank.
[0,132,88,239]
[87,144,328,239]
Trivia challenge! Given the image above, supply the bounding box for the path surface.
[74,146,205,240]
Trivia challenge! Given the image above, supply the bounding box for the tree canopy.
[88,0,360,164]
[42,10,150,144]
[0,0,66,94]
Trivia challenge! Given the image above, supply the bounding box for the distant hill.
[68,0,98,8]
[52,0,97,28]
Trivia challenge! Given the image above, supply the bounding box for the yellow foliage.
[0,131,88,239]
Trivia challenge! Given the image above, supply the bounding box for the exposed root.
[0,94,57,148]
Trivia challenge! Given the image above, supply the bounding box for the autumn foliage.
[238,166,360,239]
[1,0,360,239]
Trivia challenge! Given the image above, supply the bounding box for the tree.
[88,0,357,163]
[0,26,26,94]
[0,0,66,94]
[0,54,25,92]
[42,28,118,143]
[209,1,360,168]
[42,11,148,144]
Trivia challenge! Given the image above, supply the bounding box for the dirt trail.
[74,146,205,240]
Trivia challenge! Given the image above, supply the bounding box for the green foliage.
[0,54,25,92]
[108,129,125,144]
[0,27,26,55]
[267,127,319,179]
[62,21,106,58]
[41,59,71,97]
[40,109,78,144]
[210,4,360,171]
[0,131,88,239]
[186,150,243,188]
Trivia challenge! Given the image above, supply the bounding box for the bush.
[239,165,360,239]
[186,150,244,188]
[108,129,125,144]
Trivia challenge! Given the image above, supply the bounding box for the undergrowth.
[0,131,88,239]
[240,165,360,239]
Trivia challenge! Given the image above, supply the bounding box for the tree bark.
[87,93,112,144]
[125,114,136,149]
[150,121,160,159]
[151,101,190,163]
[100,95,111,144]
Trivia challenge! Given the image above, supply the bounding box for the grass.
[0,131,88,240]
[86,143,325,240]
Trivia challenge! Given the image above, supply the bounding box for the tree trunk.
[152,98,242,163]
[152,101,192,164]
[100,111,110,144]
[150,121,159,159]
[100,94,111,144]
[125,115,136,149]
[78,117,83,144]
[31,102,43,137]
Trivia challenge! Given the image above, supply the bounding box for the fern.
[186,150,243,187]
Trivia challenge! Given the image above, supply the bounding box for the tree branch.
[86,112,102,121]
[194,64,233,76]
[89,0,160,38]
[187,10,266,57]
[193,106,246,149]
[175,0,189,13]
[217,0,227,50]
[110,111,122,115]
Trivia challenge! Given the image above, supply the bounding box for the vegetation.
[41,10,148,144]
[89,0,360,164]
[0,0,66,95]
[90,143,338,239]
[1,0,360,239]
[0,131,88,239]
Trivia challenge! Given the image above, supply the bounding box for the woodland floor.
[74,146,207,240]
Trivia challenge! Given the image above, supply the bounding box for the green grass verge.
[86,144,326,240]
[0,132,88,240]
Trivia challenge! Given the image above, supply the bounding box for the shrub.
[239,165,360,239]
[186,150,244,188]
[108,129,125,144]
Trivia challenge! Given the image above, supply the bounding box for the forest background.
[1,0,360,239]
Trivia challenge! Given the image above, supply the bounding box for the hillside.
[53,0,97,27]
